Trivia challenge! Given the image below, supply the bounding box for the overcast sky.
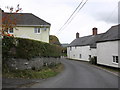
[0,0,119,44]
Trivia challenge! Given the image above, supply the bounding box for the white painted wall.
[97,41,119,68]
[12,26,50,43]
[67,46,97,61]
[67,47,71,58]
[90,48,97,57]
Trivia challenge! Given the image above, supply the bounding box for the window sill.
[35,33,41,34]
[112,62,118,65]
[8,33,14,34]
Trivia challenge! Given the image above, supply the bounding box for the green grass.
[96,64,120,73]
[3,64,64,79]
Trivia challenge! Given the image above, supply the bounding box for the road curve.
[29,59,118,88]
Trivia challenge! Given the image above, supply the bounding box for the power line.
[58,0,88,35]
[56,0,88,35]
[57,0,84,32]
[55,0,84,35]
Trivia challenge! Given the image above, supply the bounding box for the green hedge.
[2,36,62,60]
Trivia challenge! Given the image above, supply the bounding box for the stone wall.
[6,58,61,70]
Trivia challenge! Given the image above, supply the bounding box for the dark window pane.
[113,56,115,62]
[89,55,91,60]
[38,28,40,33]
[116,56,118,63]
[80,54,82,58]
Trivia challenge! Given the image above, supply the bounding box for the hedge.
[2,36,62,61]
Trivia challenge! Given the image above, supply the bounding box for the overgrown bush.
[2,36,15,60]
[2,36,62,61]
[89,57,97,65]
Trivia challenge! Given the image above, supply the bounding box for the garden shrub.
[89,56,97,65]
[2,36,62,61]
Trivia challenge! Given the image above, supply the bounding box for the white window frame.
[112,56,118,64]
[8,28,14,34]
[34,28,41,34]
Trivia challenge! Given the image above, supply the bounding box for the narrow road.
[27,59,118,88]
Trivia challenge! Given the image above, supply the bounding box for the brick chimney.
[76,32,79,38]
[92,27,97,35]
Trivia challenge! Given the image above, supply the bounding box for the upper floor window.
[89,55,91,60]
[113,56,119,64]
[8,28,13,34]
[34,28,41,34]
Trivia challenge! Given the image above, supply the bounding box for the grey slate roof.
[68,34,103,48]
[2,13,51,26]
[68,24,119,48]
[97,24,120,43]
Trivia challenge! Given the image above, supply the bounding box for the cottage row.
[67,25,119,68]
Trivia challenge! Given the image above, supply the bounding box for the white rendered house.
[67,25,119,68]
[97,25,119,68]
[2,12,51,43]
[67,28,101,62]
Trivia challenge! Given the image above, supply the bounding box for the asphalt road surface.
[27,59,119,88]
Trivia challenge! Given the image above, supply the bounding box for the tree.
[49,35,61,46]
[1,4,22,36]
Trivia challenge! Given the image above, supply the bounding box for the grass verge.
[3,63,64,79]
[96,64,120,73]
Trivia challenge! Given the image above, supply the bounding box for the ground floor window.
[8,28,13,34]
[113,56,118,64]
[73,55,75,58]
[79,54,82,58]
[70,47,72,51]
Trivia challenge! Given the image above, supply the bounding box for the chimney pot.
[92,27,97,35]
[76,32,79,38]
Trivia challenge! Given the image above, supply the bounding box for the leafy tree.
[49,35,61,46]
[1,4,22,36]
